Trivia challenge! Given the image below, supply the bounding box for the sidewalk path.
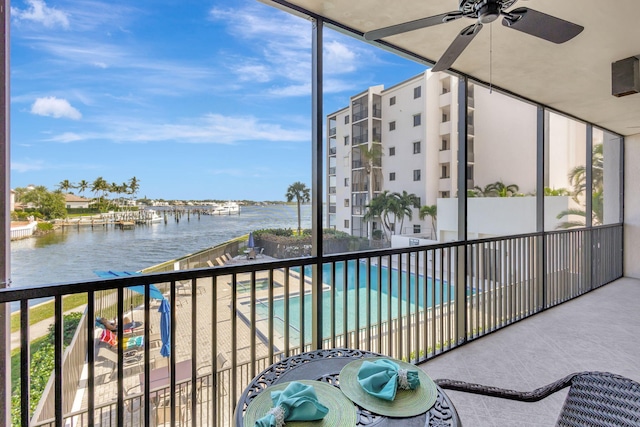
[10,304,87,351]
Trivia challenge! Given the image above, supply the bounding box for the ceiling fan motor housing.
[458,0,518,18]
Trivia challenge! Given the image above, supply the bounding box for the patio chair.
[435,371,640,426]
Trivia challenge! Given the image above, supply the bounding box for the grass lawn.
[10,293,88,333]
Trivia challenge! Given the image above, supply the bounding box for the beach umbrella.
[159,298,171,358]
[248,232,255,249]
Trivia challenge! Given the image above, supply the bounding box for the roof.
[64,193,92,202]
[261,0,640,136]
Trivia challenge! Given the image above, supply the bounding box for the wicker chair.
[435,371,640,426]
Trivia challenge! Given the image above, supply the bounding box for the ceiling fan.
[364,0,584,72]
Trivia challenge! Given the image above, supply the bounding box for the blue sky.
[10,0,426,201]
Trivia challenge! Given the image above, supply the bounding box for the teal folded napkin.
[254,381,329,427]
[357,359,420,401]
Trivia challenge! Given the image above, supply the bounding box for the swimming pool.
[255,260,454,341]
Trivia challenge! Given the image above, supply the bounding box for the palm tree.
[567,143,603,204]
[419,204,437,239]
[128,176,140,204]
[364,190,395,241]
[393,191,419,235]
[77,180,89,197]
[91,177,109,211]
[355,143,384,238]
[556,144,605,229]
[57,179,74,194]
[285,181,310,235]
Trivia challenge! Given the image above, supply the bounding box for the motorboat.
[210,202,240,215]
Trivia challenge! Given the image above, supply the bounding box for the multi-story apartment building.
[327,70,587,243]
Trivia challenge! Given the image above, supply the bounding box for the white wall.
[624,133,640,278]
[438,196,571,239]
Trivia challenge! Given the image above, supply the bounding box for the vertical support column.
[311,18,324,349]
[536,106,546,310]
[0,0,10,425]
[455,76,467,344]
[585,124,593,290]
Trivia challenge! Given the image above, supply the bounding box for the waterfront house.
[1,1,639,426]
[64,194,93,210]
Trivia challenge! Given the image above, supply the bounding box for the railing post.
[0,0,10,424]
[537,106,546,310]
[585,125,594,291]
[455,75,468,344]
[311,17,324,349]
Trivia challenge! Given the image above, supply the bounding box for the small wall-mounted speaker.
[612,56,640,97]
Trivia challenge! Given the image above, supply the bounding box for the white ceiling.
[264,0,640,136]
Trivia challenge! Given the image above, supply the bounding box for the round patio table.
[234,348,461,426]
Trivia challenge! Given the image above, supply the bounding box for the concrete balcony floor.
[419,277,640,427]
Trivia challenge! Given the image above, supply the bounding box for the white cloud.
[210,3,374,97]
[44,113,308,144]
[31,97,82,120]
[12,0,70,29]
[235,64,271,83]
[11,159,45,172]
[47,132,85,143]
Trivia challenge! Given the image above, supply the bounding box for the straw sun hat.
[243,380,357,427]
[338,357,438,418]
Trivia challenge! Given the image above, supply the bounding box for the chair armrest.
[435,372,579,402]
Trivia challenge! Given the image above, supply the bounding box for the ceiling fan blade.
[364,11,463,41]
[502,7,583,44]
[432,23,482,72]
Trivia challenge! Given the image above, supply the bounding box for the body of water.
[10,204,312,310]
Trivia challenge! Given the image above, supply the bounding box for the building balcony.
[439,91,452,108]
[352,110,368,122]
[329,127,336,136]
[440,121,452,135]
[352,134,367,145]
[439,177,452,191]
[439,149,452,164]
[0,226,624,426]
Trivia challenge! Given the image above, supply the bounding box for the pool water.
[255,260,454,341]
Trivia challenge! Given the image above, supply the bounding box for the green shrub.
[11,312,83,425]
[36,222,54,232]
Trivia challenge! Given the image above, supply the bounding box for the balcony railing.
[329,127,336,136]
[0,224,622,426]
[352,134,367,145]
[352,109,368,122]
